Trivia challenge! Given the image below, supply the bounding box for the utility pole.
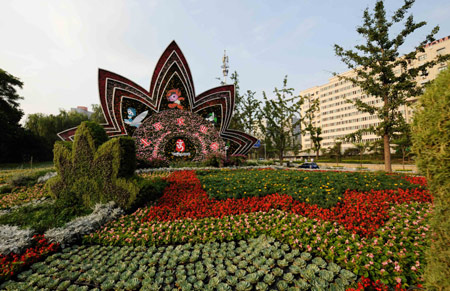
[221,50,229,84]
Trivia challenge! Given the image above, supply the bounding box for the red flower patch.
[140,171,431,237]
[0,235,59,282]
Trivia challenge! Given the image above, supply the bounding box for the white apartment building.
[300,35,449,153]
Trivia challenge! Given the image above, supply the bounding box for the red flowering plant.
[0,235,59,282]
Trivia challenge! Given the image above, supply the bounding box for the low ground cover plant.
[6,236,357,290]
[197,169,423,208]
[0,199,93,233]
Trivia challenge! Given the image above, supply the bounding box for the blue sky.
[1,0,449,120]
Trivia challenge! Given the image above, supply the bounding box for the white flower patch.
[0,225,35,255]
[45,201,123,247]
[37,171,57,183]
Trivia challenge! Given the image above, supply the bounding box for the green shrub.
[0,185,13,194]
[130,177,168,210]
[412,65,450,290]
[83,121,109,148]
[46,122,139,210]
[245,160,258,166]
[225,155,247,167]
[203,153,226,167]
[138,157,169,169]
[258,160,275,166]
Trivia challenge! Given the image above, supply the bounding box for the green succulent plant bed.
[2,236,357,291]
[197,169,421,208]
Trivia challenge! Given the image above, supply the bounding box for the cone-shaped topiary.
[412,65,450,290]
[46,122,139,210]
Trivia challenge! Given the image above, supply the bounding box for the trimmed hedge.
[83,121,109,148]
[46,122,139,210]
[130,177,168,211]
[412,65,450,290]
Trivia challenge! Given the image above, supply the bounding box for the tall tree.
[258,76,302,162]
[334,0,450,172]
[300,95,322,159]
[329,141,343,166]
[0,68,24,162]
[90,104,106,124]
[412,66,450,290]
[392,117,412,169]
[228,71,245,131]
[25,109,92,158]
[240,89,261,136]
[343,130,372,169]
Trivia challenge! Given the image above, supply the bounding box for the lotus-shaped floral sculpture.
[58,41,257,162]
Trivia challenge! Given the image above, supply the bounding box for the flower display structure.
[57,41,257,158]
[133,109,225,162]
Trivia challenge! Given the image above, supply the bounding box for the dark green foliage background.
[197,169,421,209]
[412,66,450,289]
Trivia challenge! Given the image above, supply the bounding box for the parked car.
[298,162,319,169]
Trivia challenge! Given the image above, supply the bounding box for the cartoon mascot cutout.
[167,89,185,110]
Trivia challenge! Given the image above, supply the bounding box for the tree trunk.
[360,151,363,169]
[384,133,392,172]
[279,149,283,164]
[316,149,319,160]
[402,148,405,170]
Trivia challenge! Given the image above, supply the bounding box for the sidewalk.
[316,162,417,173]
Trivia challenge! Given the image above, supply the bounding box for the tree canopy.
[334,0,450,172]
[258,76,302,162]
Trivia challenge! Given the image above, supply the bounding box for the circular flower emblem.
[133,110,225,162]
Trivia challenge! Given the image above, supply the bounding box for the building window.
[436,47,445,56]
[418,54,427,61]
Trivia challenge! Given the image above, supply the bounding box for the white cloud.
[0,0,159,120]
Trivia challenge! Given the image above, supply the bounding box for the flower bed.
[86,204,431,288]
[0,184,49,210]
[131,171,430,237]
[4,236,357,290]
[84,170,432,288]
[0,235,59,282]
[197,169,423,208]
